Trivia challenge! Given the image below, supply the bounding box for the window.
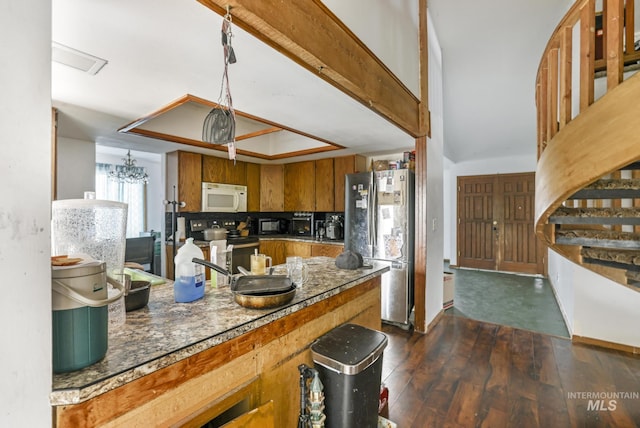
[95,163,146,237]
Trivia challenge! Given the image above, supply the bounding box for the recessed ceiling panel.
[119,94,343,160]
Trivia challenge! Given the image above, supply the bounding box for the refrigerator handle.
[367,177,372,247]
[369,172,377,251]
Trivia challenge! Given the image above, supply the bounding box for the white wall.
[549,250,640,347]
[56,136,96,199]
[547,249,575,332]
[424,10,445,328]
[0,0,52,426]
[323,0,420,97]
[445,154,536,265]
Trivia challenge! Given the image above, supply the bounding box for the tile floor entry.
[444,265,569,338]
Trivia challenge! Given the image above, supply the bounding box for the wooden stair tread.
[584,178,640,190]
[550,207,640,224]
[626,270,640,288]
[556,229,640,249]
[581,247,640,268]
[570,179,640,199]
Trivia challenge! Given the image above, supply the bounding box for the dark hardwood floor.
[381,315,640,427]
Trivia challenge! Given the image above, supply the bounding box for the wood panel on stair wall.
[458,173,544,275]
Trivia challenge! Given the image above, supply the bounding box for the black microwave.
[258,218,288,235]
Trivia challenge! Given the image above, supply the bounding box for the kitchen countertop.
[50,257,388,406]
[257,234,344,244]
[167,235,344,247]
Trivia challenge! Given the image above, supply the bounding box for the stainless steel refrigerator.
[344,169,415,325]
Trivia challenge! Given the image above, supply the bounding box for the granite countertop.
[167,236,343,247]
[257,235,344,245]
[51,257,388,406]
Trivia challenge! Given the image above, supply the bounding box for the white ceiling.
[53,0,575,163]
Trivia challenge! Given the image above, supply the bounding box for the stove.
[188,219,259,273]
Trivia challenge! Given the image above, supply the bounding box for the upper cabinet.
[260,164,284,212]
[333,155,366,212]
[167,150,367,213]
[202,156,247,185]
[284,161,315,212]
[166,151,202,212]
[246,162,261,212]
[314,158,334,212]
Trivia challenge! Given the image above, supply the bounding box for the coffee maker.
[324,215,343,240]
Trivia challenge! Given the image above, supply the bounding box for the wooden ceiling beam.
[235,126,282,141]
[197,0,423,137]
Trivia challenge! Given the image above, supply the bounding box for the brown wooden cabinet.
[246,162,261,212]
[165,244,211,280]
[333,155,366,212]
[202,155,247,186]
[284,161,315,211]
[311,243,343,258]
[259,240,286,265]
[260,240,337,264]
[260,165,284,212]
[166,151,202,212]
[314,158,334,211]
[285,241,312,258]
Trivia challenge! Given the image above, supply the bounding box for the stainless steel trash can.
[311,323,388,428]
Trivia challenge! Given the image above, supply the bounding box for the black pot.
[125,280,151,311]
[204,227,227,241]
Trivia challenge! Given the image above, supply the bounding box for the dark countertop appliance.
[291,212,314,236]
[258,218,289,235]
[188,219,259,274]
[325,215,343,240]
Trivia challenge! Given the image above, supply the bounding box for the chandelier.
[109,150,149,184]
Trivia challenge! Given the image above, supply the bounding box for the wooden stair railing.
[535,0,640,290]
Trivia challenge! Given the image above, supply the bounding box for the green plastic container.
[52,305,108,373]
[52,260,116,373]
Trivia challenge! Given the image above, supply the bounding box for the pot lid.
[52,259,106,278]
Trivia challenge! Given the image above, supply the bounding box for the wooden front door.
[457,172,544,275]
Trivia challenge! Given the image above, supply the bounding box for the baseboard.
[425,308,445,332]
[572,335,640,355]
[547,275,573,337]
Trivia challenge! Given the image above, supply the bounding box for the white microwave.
[201,182,247,212]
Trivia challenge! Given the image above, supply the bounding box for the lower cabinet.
[168,241,343,279]
[259,240,343,265]
[285,241,312,258]
[311,243,344,258]
[165,244,210,281]
[259,240,286,266]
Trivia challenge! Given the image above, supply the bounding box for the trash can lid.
[311,324,388,375]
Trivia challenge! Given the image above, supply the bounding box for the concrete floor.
[444,265,570,338]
